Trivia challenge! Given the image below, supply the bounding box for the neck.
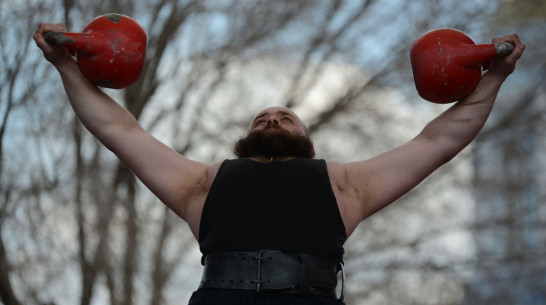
[250,156,295,163]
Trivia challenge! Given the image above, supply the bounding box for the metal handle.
[495,42,515,57]
[44,32,75,46]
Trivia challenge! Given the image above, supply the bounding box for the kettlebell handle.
[44,31,73,45]
[43,31,106,56]
[495,42,514,56]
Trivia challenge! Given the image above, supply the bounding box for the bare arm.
[331,34,525,235]
[33,23,214,230]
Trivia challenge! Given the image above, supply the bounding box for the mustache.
[264,123,280,129]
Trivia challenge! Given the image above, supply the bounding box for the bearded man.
[34,22,524,305]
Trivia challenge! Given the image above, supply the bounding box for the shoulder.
[324,160,355,202]
[324,160,370,236]
[325,160,348,183]
[183,160,222,238]
[205,161,223,184]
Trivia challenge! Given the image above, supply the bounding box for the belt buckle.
[253,250,266,293]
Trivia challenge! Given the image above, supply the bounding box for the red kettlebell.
[410,28,513,103]
[44,13,147,89]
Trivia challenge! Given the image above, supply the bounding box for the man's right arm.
[33,23,214,229]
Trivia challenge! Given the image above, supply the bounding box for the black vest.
[199,158,346,262]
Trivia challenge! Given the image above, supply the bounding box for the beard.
[233,127,315,159]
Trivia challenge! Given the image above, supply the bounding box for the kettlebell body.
[410,28,512,103]
[45,14,147,89]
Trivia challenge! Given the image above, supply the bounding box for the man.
[34,23,524,304]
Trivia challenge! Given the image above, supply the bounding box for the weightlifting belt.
[198,250,345,301]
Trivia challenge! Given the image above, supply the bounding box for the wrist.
[54,58,79,74]
[483,68,509,83]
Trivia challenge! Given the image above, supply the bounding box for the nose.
[266,116,279,126]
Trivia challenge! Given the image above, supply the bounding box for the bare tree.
[1,0,543,305]
[463,1,546,303]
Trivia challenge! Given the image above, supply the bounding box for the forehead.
[251,107,308,135]
[253,107,298,120]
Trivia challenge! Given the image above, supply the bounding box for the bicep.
[345,136,453,218]
[103,126,210,218]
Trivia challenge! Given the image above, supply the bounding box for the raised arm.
[33,23,216,234]
[330,34,525,236]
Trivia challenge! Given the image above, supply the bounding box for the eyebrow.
[253,111,295,123]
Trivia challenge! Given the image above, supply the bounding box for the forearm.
[420,70,506,150]
[55,60,141,140]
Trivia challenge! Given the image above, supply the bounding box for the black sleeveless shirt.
[198,158,347,262]
[192,158,348,304]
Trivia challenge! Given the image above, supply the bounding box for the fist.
[489,34,525,77]
[33,23,74,65]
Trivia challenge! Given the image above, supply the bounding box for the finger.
[33,23,67,52]
[503,35,524,62]
[493,34,513,45]
[34,23,66,37]
[510,42,525,61]
[33,23,67,43]
[492,34,524,61]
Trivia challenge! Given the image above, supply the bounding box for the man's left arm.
[331,34,525,235]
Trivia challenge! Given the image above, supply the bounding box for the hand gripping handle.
[495,42,515,56]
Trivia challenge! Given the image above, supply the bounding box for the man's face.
[233,107,315,159]
[249,107,308,136]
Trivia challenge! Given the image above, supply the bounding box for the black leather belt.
[199,250,345,301]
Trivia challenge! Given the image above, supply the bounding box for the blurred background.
[0,0,544,304]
